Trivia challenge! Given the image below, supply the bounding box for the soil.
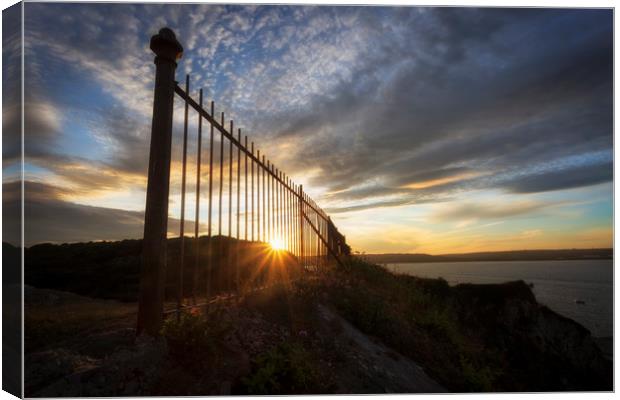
[24,284,444,396]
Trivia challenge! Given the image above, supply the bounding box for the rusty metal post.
[257,150,261,242]
[262,156,266,242]
[288,178,293,253]
[206,101,214,300]
[218,112,224,236]
[236,129,241,291]
[138,28,183,336]
[244,136,248,240]
[279,172,283,247]
[274,165,278,243]
[176,74,190,319]
[251,142,255,241]
[237,130,241,239]
[284,177,288,251]
[192,88,203,305]
[228,121,234,238]
[298,185,304,268]
[266,160,271,242]
[274,168,279,242]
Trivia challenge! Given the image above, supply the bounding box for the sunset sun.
[269,238,285,251]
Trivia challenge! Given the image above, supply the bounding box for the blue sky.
[4,4,613,252]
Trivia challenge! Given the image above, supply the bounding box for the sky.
[3,3,613,253]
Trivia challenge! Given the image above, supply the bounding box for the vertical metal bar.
[236,129,241,240]
[279,171,283,245]
[257,150,261,242]
[273,168,281,241]
[218,112,224,236]
[272,163,275,243]
[308,195,311,267]
[276,169,284,242]
[227,120,233,292]
[299,185,304,268]
[228,121,233,238]
[285,177,289,251]
[262,156,266,243]
[296,184,300,259]
[193,88,203,305]
[288,178,292,253]
[305,193,308,267]
[266,160,271,243]
[304,195,307,268]
[207,101,214,301]
[236,129,241,292]
[284,174,288,251]
[286,176,289,251]
[316,204,320,269]
[291,179,294,253]
[272,165,280,241]
[280,172,287,248]
[278,168,281,244]
[177,74,190,319]
[251,142,255,241]
[292,183,296,257]
[244,136,248,240]
[310,195,314,268]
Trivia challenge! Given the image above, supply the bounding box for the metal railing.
[137,28,348,335]
[170,77,348,314]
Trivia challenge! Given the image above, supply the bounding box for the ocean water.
[385,260,613,338]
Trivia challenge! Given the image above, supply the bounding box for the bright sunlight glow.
[269,238,285,251]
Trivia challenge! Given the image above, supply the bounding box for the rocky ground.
[24,258,613,396]
[24,282,444,397]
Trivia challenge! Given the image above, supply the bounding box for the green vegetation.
[307,257,611,392]
[316,259,499,391]
[162,310,230,372]
[19,237,302,302]
[242,342,323,394]
[22,238,611,394]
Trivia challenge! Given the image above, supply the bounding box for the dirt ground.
[24,283,444,396]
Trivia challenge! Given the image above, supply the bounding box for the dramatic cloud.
[502,162,613,194]
[14,5,613,250]
[4,181,207,247]
[431,200,553,222]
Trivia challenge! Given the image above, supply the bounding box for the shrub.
[242,342,322,394]
[161,310,229,371]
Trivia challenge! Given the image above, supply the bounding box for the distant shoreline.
[363,248,612,264]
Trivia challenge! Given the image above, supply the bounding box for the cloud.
[248,8,612,209]
[431,200,552,222]
[501,162,613,194]
[21,5,613,225]
[3,181,208,247]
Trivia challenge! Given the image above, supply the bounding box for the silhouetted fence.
[137,28,349,336]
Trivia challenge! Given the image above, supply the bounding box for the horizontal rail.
[174,84,329,221]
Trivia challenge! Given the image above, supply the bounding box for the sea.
[385,259,613,338]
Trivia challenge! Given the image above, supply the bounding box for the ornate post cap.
[150,27,183,64]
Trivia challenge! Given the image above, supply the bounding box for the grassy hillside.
[312,258,612,392]
[20,237,302,302]
[21,240,611,394]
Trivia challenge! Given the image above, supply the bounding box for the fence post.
[137,28,183,337]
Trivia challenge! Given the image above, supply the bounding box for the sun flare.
[269,238,285,251]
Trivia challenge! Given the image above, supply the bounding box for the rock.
[30,337,167,397]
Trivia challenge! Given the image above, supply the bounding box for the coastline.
[364,248,613,264]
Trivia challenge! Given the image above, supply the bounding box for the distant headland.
[363,248,612,264]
